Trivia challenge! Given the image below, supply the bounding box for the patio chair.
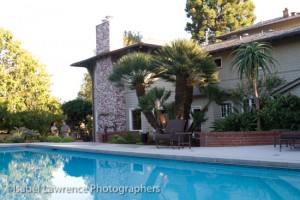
[154,119,186,149]
[271,129,290,147]
[279,131,300,151]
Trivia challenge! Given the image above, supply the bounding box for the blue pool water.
[0,147,300,200]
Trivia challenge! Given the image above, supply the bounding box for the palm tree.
[230,42,278,129]
[153,39,218,120]
[138,87,171,128]
[108,52,160,128]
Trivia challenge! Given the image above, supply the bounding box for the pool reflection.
[0,148,300,200]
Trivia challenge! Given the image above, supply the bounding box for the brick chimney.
[283,8,289,18]
[96,16,123,55]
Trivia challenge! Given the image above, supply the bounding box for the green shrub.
[123,132,140,144]
[211,111,256,132]
[261,94,300,130]
[108,134,126,144]
[46,136,62,143]
[62,136,75,143]
[10,127,26,143]
[20,127,40,139]
[10,127,40,142]
[9,127,39,143]
[0,106,63,135]
[135,142,143,145]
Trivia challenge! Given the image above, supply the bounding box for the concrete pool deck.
[1,142,299,170]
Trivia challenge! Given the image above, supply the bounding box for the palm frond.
[108,52,158,89]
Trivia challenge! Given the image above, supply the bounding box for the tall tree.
[77,72,92,102]
[123,31,142,46]
[230,42,278,130]
[0,28,61,114]
[185,0,256,43]
[0,28,62,133]
[153,39,218,120]
[108,52,161,129]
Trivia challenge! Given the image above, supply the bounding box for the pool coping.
[1,143,300,170]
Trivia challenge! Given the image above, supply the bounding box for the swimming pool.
[0,147,300,200]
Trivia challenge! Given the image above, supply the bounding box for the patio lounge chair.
[154,119,185,149]
[279,131,300,151]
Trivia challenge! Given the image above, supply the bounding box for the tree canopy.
[123,31,142,46]
[0,28,62,132]
[61,98,92,131]
[185,0,256,43]
[153,39,218,120]
[78,72,92,102]
[229,42,278,129]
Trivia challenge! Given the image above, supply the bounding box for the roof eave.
[70,42,162,68]
[206,29,300,54]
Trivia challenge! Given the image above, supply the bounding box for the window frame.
[241,97,255,113]
[221,103,233,118]
[214,57,222,68]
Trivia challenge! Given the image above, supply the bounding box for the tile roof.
[204,26,300,53]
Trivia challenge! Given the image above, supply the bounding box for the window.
[130,109,141,130]
[214,58,222,68]
[190,107,202,132]
[193,108,201,113]
[241,98,255,112]
[221,103,232,118]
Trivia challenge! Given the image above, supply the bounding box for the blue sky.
[0,0,299,101]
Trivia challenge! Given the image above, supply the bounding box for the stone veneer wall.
[96,20,109,54]
[94,57,126,142]
[93,17,126,142]
[96,17,123,54]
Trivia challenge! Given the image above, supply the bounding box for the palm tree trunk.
[175,76,187,119]
[135,85,145,97]
[183,84,193,120]
[252,77,261,130]
[144,111,160,129]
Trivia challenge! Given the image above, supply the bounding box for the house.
[71,9,300,142]
[198,8,300,131]
[71,17,174,142]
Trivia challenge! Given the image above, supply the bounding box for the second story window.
[214,58,222,68]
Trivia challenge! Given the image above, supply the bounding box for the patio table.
[175,132,192,149]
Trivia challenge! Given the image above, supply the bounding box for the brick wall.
[197,131,277,147]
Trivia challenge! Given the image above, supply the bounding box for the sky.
[0,0,300,102]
